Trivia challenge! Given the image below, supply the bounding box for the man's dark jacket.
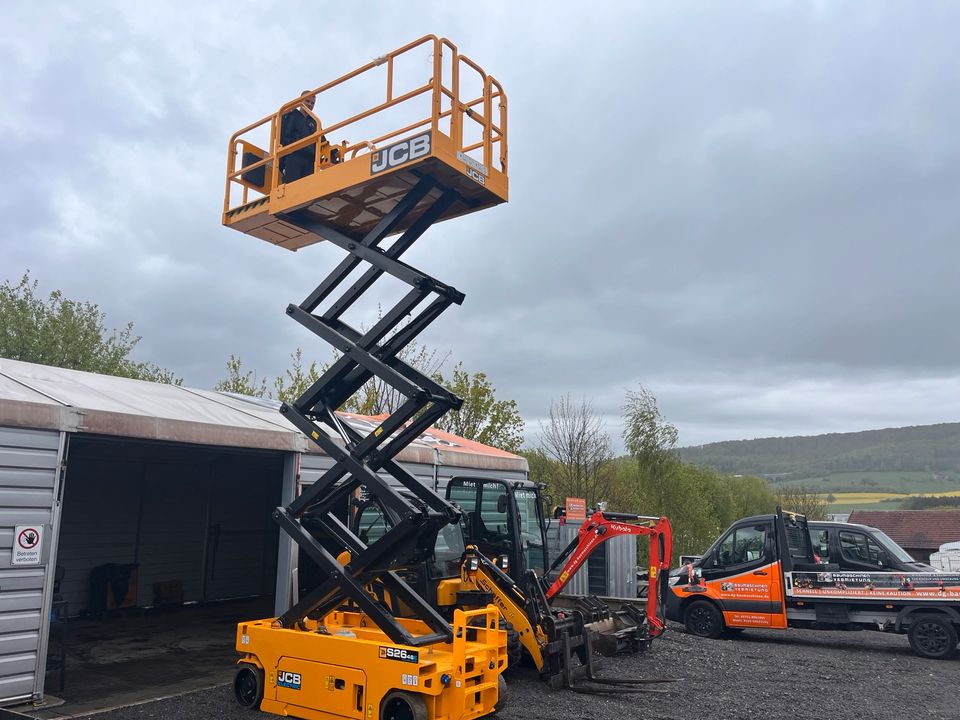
[280,108,317,172]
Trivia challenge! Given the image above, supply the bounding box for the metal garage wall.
[605,535,638,599]
[299,454,436,492]
[0,427,64,706]
[545,520,637,598]
[56,457,145,612]
[546,521,589,595]
[203,469,281,601]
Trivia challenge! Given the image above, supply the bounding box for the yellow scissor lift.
[222,36,509,720]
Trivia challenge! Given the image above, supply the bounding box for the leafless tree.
[775,485,828,520]
[537,395,613,507]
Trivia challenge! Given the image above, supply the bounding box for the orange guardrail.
[223,35,508,217]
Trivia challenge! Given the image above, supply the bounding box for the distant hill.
[679,423,960,478]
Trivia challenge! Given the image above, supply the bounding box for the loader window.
[447,480,479,540]
[515,488,546,572]
[479,482,513,550]
[716,524,768,568]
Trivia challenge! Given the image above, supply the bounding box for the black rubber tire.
[683,600,725,639]
[233,664,264,709]
[907,614,958,660]
[380,691,429,720]
[493,674,509,714]
[502,620,522,670]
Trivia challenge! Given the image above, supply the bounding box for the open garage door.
[57,437,284,613]
[48,436,286,709]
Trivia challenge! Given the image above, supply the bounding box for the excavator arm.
[454,545,674,693]
[546,512,673,637]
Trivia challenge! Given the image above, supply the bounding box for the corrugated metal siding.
[545,521,590,595]
[299,454,437,492]
[543,520,636,598]
[0,427,60,705]
[137,466,208,604]
[587,541,607,595]
[56,459,143,611]
[204,472,281,600]
[605,535,638,598]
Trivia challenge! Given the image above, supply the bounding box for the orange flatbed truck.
[665,509,960,659]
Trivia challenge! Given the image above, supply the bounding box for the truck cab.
[666,509,960,660]
[807,521,936,573]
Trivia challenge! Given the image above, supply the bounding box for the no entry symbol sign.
[12,524,43,566]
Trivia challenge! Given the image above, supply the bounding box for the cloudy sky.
[3,1,959,448]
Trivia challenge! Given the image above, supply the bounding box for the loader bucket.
[555,595,652,656]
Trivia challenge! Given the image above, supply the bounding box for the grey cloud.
[2,1,959,448]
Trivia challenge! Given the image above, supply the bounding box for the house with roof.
[847,510,960,563]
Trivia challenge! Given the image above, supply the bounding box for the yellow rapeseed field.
[825,490,960,505]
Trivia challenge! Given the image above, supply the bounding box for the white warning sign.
[12,525,43,566]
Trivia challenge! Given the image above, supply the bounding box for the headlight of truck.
[667,575,679,586]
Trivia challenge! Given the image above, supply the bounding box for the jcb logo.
[371,133,431,174]
[379,646,419,663]
[278,671,302,690]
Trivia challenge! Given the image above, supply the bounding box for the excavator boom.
[546,511,673,638]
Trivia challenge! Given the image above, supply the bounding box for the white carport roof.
[0,358,527,473]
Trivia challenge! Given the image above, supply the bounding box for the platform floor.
[15,596,273,718]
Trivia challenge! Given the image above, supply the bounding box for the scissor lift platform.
[221,37,509,719]
[223,35,508,250]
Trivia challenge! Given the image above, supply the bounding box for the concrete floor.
[17,596,274,719]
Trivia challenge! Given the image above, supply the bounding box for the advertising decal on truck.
[788,571,960,600]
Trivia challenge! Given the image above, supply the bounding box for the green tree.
[214,345,525,454]
[214,355,268,397]
[619,385,777,560]
[273,349,321,404]
[622,385,680,513]
[0,271,180,383]
[433,363,524,454]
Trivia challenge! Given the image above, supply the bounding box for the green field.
[777,471,960,494]
[769,471,960,514]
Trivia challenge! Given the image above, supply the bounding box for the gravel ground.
[90,623,958,720]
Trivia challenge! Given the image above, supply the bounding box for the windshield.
[871,529,916,563]
[514,487,546,572]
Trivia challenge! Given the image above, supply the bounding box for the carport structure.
[0,358,527,709]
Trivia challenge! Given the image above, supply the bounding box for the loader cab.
[351,493,467,605]
[807,521,936,573]
[445,477,549,580]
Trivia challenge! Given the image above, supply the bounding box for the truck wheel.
[381,691,428,720]
[493,674,509,714]
[684,600,725,639]
[233,664,264,709]
[907,614,958,660]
